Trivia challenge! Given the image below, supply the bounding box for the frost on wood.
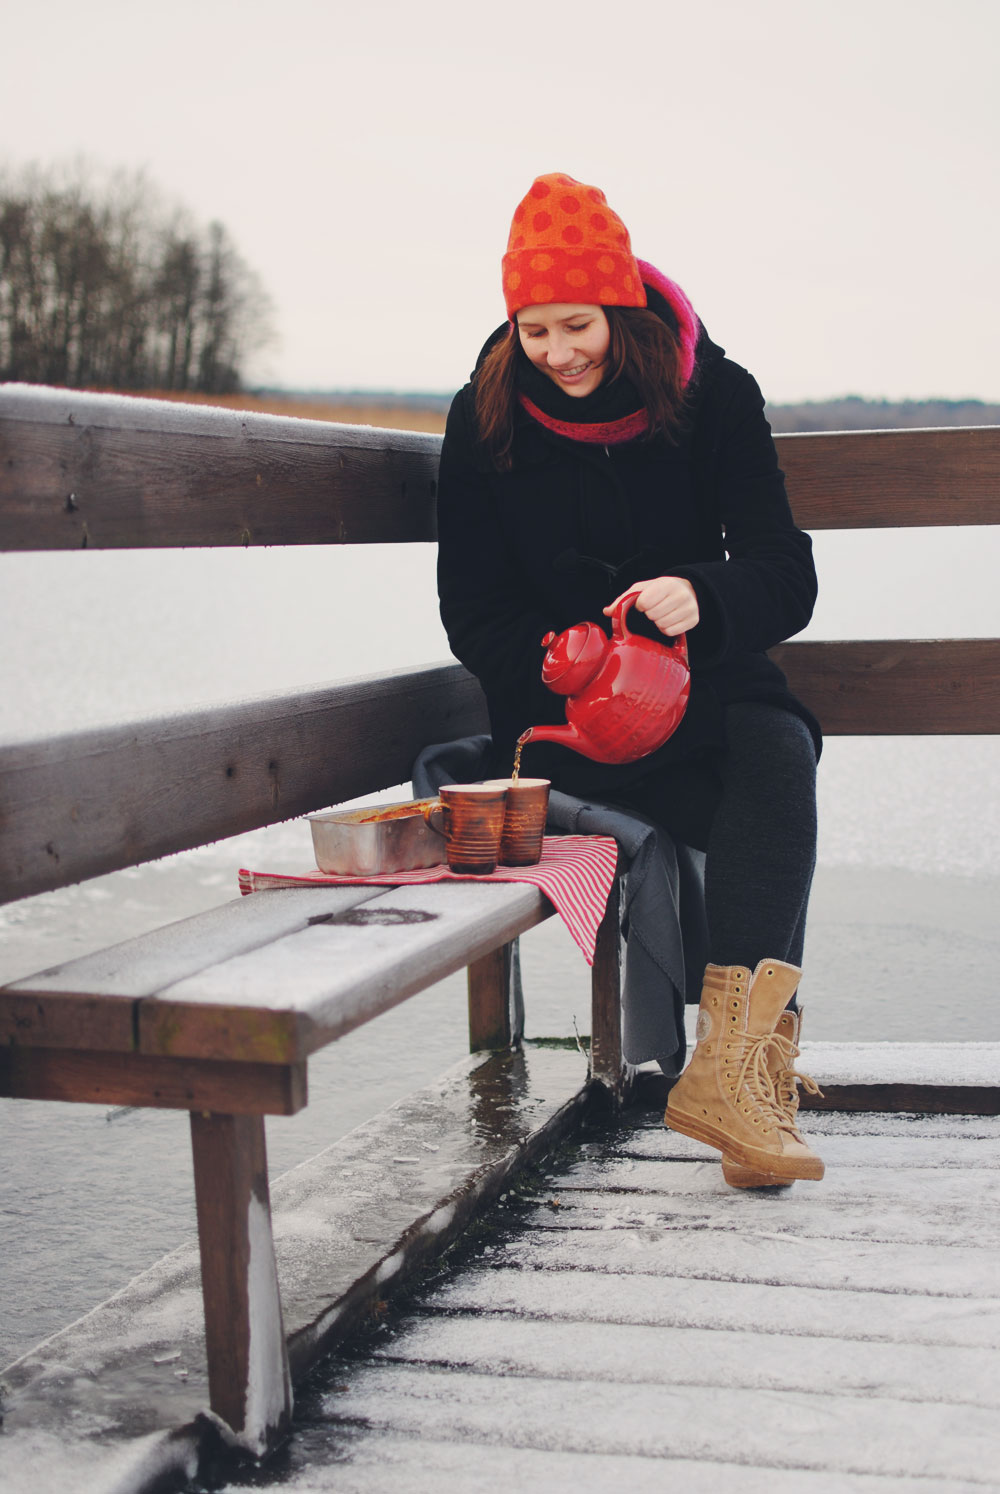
[801,1040,1000,1087]
[242,1191,292,1456]
[284,1099,1000,1491]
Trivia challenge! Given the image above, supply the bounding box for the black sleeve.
[435,390,560,730]
[672,365,818,664]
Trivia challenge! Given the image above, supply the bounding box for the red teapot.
[519,589,691,765]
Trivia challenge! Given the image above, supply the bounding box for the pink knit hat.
[502,172,647,319]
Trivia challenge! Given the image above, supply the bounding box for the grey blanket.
[412,736,707,1076]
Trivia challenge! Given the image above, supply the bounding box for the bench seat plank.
[2,885,384,1001]
[0,887,386,1056]
[140,882,553,1062]
[1,882,557,1067]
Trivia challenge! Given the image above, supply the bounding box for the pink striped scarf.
[238,834,618,965]
[517,394,649,445]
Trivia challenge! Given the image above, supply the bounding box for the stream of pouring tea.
[512,730,532,782]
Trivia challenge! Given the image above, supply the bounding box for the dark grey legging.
[611,702,817,979]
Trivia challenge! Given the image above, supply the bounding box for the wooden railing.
[2,381,999,910]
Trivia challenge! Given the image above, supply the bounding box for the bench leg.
[189,1111,293,1456]
[467,939,522,1051]
[590,870,633,1106]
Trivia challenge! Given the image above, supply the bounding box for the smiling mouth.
[555,362,591,379]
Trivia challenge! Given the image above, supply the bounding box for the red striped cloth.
[238,834,618,965]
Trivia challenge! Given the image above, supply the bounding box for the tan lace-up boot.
[721,1009,824,1188]
[665,961,825,1183]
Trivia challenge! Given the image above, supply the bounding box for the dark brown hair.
[473,306,688,470]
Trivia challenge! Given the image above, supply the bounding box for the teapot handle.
[608,588,643,641]
[610,589,689,665]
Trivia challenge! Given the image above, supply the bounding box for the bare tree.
[0,163,274,393]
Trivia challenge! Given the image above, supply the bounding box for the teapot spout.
[518,723,584,753]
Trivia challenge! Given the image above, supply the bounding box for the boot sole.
[665,1102,825,1182]
[722,1157,795,1189]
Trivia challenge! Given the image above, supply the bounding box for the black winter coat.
[435,326,821,807]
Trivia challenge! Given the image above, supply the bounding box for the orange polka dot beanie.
[502,172,701,389]
[503,172,645,318]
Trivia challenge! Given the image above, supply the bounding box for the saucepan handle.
[421,800,446,837]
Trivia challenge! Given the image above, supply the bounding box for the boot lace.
[765,1029,823,1131]
[734,1035,783,1129]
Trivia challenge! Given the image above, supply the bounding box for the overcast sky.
[3,0,998,401]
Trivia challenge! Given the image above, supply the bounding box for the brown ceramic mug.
[422,783,507,874]
[483,777,551,866]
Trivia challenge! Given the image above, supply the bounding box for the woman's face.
[516,304,611,398]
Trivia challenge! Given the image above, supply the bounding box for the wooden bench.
[0,875,623,1452]
[1,385,998,1455]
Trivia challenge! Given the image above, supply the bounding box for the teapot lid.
[541,621,607,690]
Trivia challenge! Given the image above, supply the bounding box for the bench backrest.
[2,384,998,906]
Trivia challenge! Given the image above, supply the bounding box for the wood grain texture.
[467,942,514,1052]
[0,1047,307,1113]
[775,424,1000,529]
[139,999,303,1064]
[2,882,553,1066]
[3,389,998,552]
[138,882,553,1060]
[316,1105,1000,1487]
[0,990,136,1052]
[189,1112,292,1451]
[2,886,382,1002]
[0,664,488,904]
[0,385,439,550]
[800,1082,1000,1115]
[590,872,632,1105]
[771,637,1000,733]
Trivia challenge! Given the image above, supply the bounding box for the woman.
[436,172,823,1187]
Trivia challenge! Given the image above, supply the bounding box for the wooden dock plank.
[6,1059,1000,1489]
[313,1363,1000,1484]
[556,1149,1000,1201]
[624,1121,1000,1169]
[498,1221,1000,1297]
[369,1313,1000,1409]
[534,1186,997,1251]
[798,1039,1000,1114]
[499,1213,998,1296]
[273,1431,985,1494]
[639,1044,1000,1116]
[769,1110,1000,1137]
[270,1094,1000,1491]
[430,1267,1000,1350]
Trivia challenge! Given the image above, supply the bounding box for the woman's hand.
[604,577,699,636]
